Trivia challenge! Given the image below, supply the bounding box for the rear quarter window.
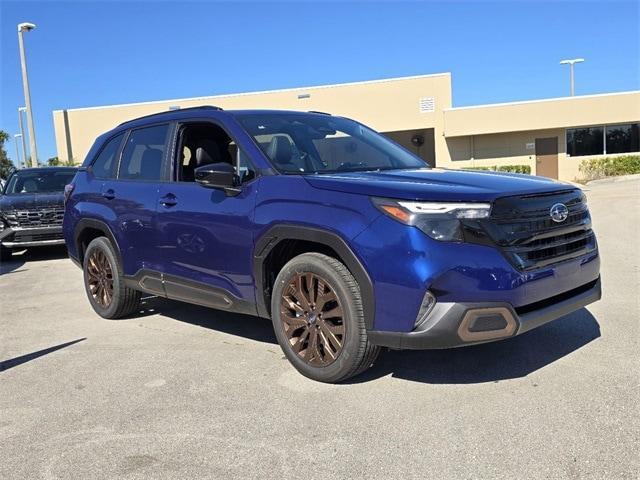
[91,133,124,179]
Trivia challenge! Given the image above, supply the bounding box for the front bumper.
[0,226,65,248]
[367,277,601,350]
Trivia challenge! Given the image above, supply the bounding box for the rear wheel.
[83,237,141,319]
[271,252,380,383]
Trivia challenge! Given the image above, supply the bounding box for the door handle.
[160,194,177,207]
[102,189,115,200]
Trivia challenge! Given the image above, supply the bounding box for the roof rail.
[308,110,331,115]
[118,105,223,126]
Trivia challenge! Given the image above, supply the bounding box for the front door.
[155,122,260,310]
[155,179,259,309]
[535,137,559,179]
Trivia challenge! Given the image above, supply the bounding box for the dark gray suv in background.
[0,167,77,261]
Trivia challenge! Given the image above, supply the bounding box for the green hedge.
[465,164,532,174]
[579,155,640,181]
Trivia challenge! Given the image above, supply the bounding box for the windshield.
[237,113,428,174]
[3,170,76,195]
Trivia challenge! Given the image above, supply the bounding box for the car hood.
[0,193,65,211]
[304,168,575,201]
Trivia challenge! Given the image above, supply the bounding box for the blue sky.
[1,0,638,163]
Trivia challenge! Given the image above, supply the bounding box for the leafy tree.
[0,130,16,180]
[47,156,76,167]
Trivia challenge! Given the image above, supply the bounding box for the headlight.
[580,191,588,208]
[372,197,491,242]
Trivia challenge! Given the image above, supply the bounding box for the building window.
[606,123,639,154]
[567,123,640,157]
[567,127,604,157]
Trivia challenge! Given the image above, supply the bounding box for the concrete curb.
[586,174,640,186]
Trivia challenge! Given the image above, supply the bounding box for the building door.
[535,137,559,179]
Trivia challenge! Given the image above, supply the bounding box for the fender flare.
[73,218,122,268]
[253,225,375,329]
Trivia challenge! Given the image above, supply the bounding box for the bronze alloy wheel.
[280,272,345,367]
[86,248,114,308]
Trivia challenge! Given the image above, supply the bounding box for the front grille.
[479,189,597,271]
[3,207,65,228]
[13,231,63,243]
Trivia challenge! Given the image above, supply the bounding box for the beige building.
[53,73,640,181]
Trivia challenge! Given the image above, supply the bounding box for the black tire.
[0,245,13,262]
[271,252,380,383]
[83,237,141,319]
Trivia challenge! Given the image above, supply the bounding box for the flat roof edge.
[444,90,640,112]
[53,72,451,113]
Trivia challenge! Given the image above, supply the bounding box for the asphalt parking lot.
[1,179,638,480]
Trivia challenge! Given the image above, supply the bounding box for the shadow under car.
[128,297,600,385]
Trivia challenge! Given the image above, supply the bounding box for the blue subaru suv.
[63,106,601,382]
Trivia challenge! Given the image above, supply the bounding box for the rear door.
[103,123,171,275]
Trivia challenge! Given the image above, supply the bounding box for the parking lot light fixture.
[559,58,585,96]
[17,22,38,167]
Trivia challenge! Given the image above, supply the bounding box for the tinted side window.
[91,133,124,179]
[119,125,169,181]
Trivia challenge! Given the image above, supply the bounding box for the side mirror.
[194,162,241,196]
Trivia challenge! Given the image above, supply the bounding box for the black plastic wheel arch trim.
[252,224,376,329]
[73,218,123,269]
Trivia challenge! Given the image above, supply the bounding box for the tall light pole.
[13,134,23,167]
[559,58,585,96]
[17,22,38,167]
[17,107,28,165]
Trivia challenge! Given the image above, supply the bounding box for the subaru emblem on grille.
[549,203,569,223]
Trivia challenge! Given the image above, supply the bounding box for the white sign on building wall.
[419,97,435,113]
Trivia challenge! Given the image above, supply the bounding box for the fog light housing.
[414,290,436,330]
[457,307,518,342]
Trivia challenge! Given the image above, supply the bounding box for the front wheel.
[271,252,380,383]
[83,237,141,319]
